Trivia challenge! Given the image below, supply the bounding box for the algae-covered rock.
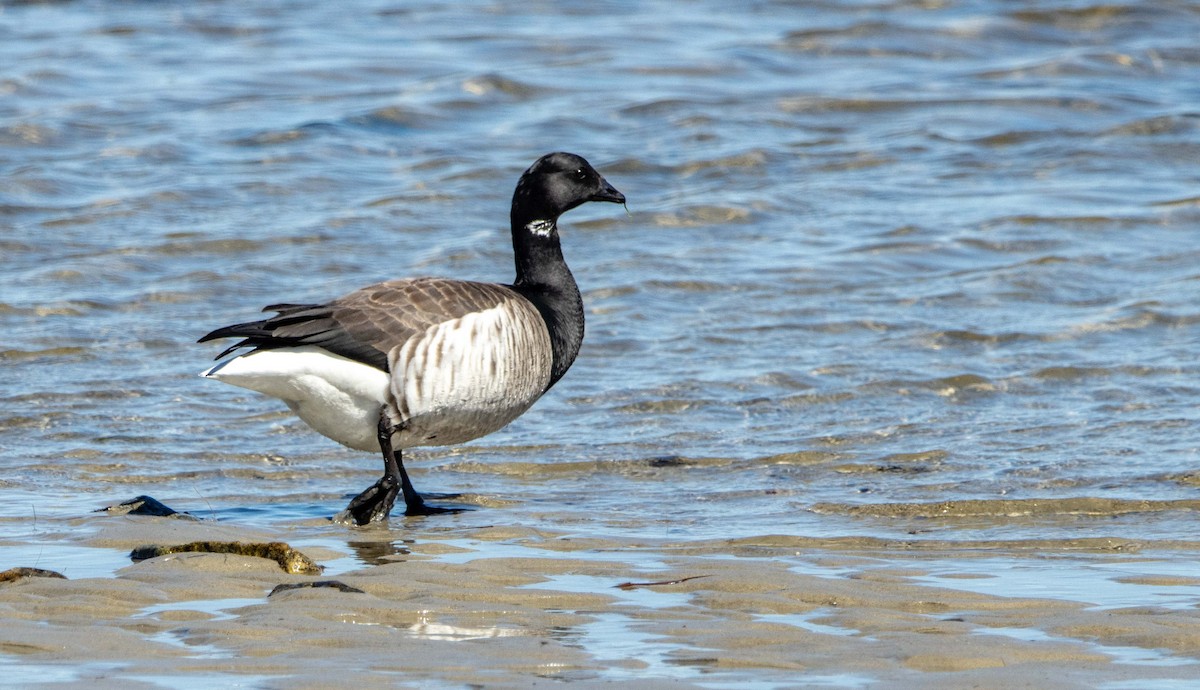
[129,541,322,575]
[0,567,67,584]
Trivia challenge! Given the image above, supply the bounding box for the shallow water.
[3,0,1200,686]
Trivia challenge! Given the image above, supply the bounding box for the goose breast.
[387,292,553,448]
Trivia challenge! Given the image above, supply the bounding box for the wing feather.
[199,278,525,371]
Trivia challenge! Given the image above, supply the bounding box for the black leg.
[333,407,459,525]
[384,420,430,516]
[387,415,462,517]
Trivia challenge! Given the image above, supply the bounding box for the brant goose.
[199,153,625,525]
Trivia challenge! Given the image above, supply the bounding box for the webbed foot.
[333,475,399,526]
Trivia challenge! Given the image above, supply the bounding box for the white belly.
[201,346,389,452]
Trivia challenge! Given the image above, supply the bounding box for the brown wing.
[199,277,524,372]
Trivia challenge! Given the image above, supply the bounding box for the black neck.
[510,215,584,390]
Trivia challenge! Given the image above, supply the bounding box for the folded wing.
[199,277,526,371]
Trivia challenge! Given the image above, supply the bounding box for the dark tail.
[198,303,323,360]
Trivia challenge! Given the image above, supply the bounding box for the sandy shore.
[2,511,1199,689]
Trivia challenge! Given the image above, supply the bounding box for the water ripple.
[1,0,1198,564]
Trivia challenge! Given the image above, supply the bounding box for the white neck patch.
[525,219,555,238]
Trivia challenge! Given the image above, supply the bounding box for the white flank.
[389,300,552,447]
[201,300,554,453]
[201,346,389,452]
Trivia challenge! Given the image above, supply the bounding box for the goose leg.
[335,407,452,525]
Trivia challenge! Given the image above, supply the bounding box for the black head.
[511,152,625,226]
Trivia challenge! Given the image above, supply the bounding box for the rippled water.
[3,0,1200,673]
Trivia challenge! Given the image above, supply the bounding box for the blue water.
[5,0,1200,541]
[9,0,1200,538]
[2,0,1200,686]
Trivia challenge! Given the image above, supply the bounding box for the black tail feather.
[198,302,388,370]
[198,303,326,360]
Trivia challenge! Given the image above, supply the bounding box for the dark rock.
[98,495,197,519]
[269,580,366,596]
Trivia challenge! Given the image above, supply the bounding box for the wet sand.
[3,512,1199,689]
